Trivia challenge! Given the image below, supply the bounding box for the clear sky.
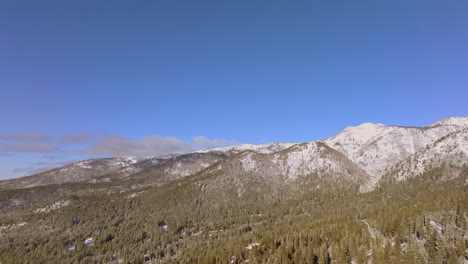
[1,0,467,179]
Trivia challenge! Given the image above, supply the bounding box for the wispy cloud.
[33,161,50,166]
[58,133,94,143]
[28,167,56,175]
[2,132,236,165]
[0,132,94,143]
[42,154,64,160]
[1,133,51,141]
[12,160,78,176]
[79,135,197,157]
[0,143,58,153]
[12,166,56,175]
[55,160,78,166]
[4,132,237,178]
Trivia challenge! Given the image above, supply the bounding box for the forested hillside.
[1,118,467,263]
[1,164,467,263]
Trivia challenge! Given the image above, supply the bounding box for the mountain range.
[2,117,467,192]
[1,117,468,264]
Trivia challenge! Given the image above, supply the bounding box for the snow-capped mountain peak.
[329,122,388,146]
[2,117,467,192]
[428,117,468,128]
[325,117,468,180]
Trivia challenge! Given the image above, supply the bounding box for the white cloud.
[80,135,237,157]
[0,143,58,153]
[11,160,80,177]
[79,135,196,157]
[0,132,94,143]
[3,133,237,179]
[12,165,56,175]
[0,132,51,141]
[0,133,237,157]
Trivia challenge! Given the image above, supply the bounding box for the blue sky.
[1,0,467,179]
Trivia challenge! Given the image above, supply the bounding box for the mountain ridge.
[1,117,467,191]
[1,117,468,264]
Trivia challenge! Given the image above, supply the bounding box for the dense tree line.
[0,165,467,263]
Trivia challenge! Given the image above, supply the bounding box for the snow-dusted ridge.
[325,118,468,178]
[389,128,468,181]
[1,117,466,191]
[196,142,298,155]
[428,116,468,128]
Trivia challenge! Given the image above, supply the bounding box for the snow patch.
[240,153,257,171]
[430,220,443,236]
[158,221,168,229]
[67,243,75,251]
[126,191,146,199]
[244,243,260,250]
[109,257,124,264]
[109,258,123,264]
[75,161,92,169]
[35,200,70,213]
[0,222,26,232]
[198,142,296,155]
[123,156,139,164]
[84,237,94,247]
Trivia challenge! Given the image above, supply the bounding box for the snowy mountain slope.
[325,118,468,177]
[1,117,467,191]
[112,152,228,186]
[180,118,467,190]
[0,152,228,189]
[428,116,468,128]
[196,142,297,155]
[269,142,368,182]
[0,157,147,189]
[195,141,370,195]
[385,128,468,181]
